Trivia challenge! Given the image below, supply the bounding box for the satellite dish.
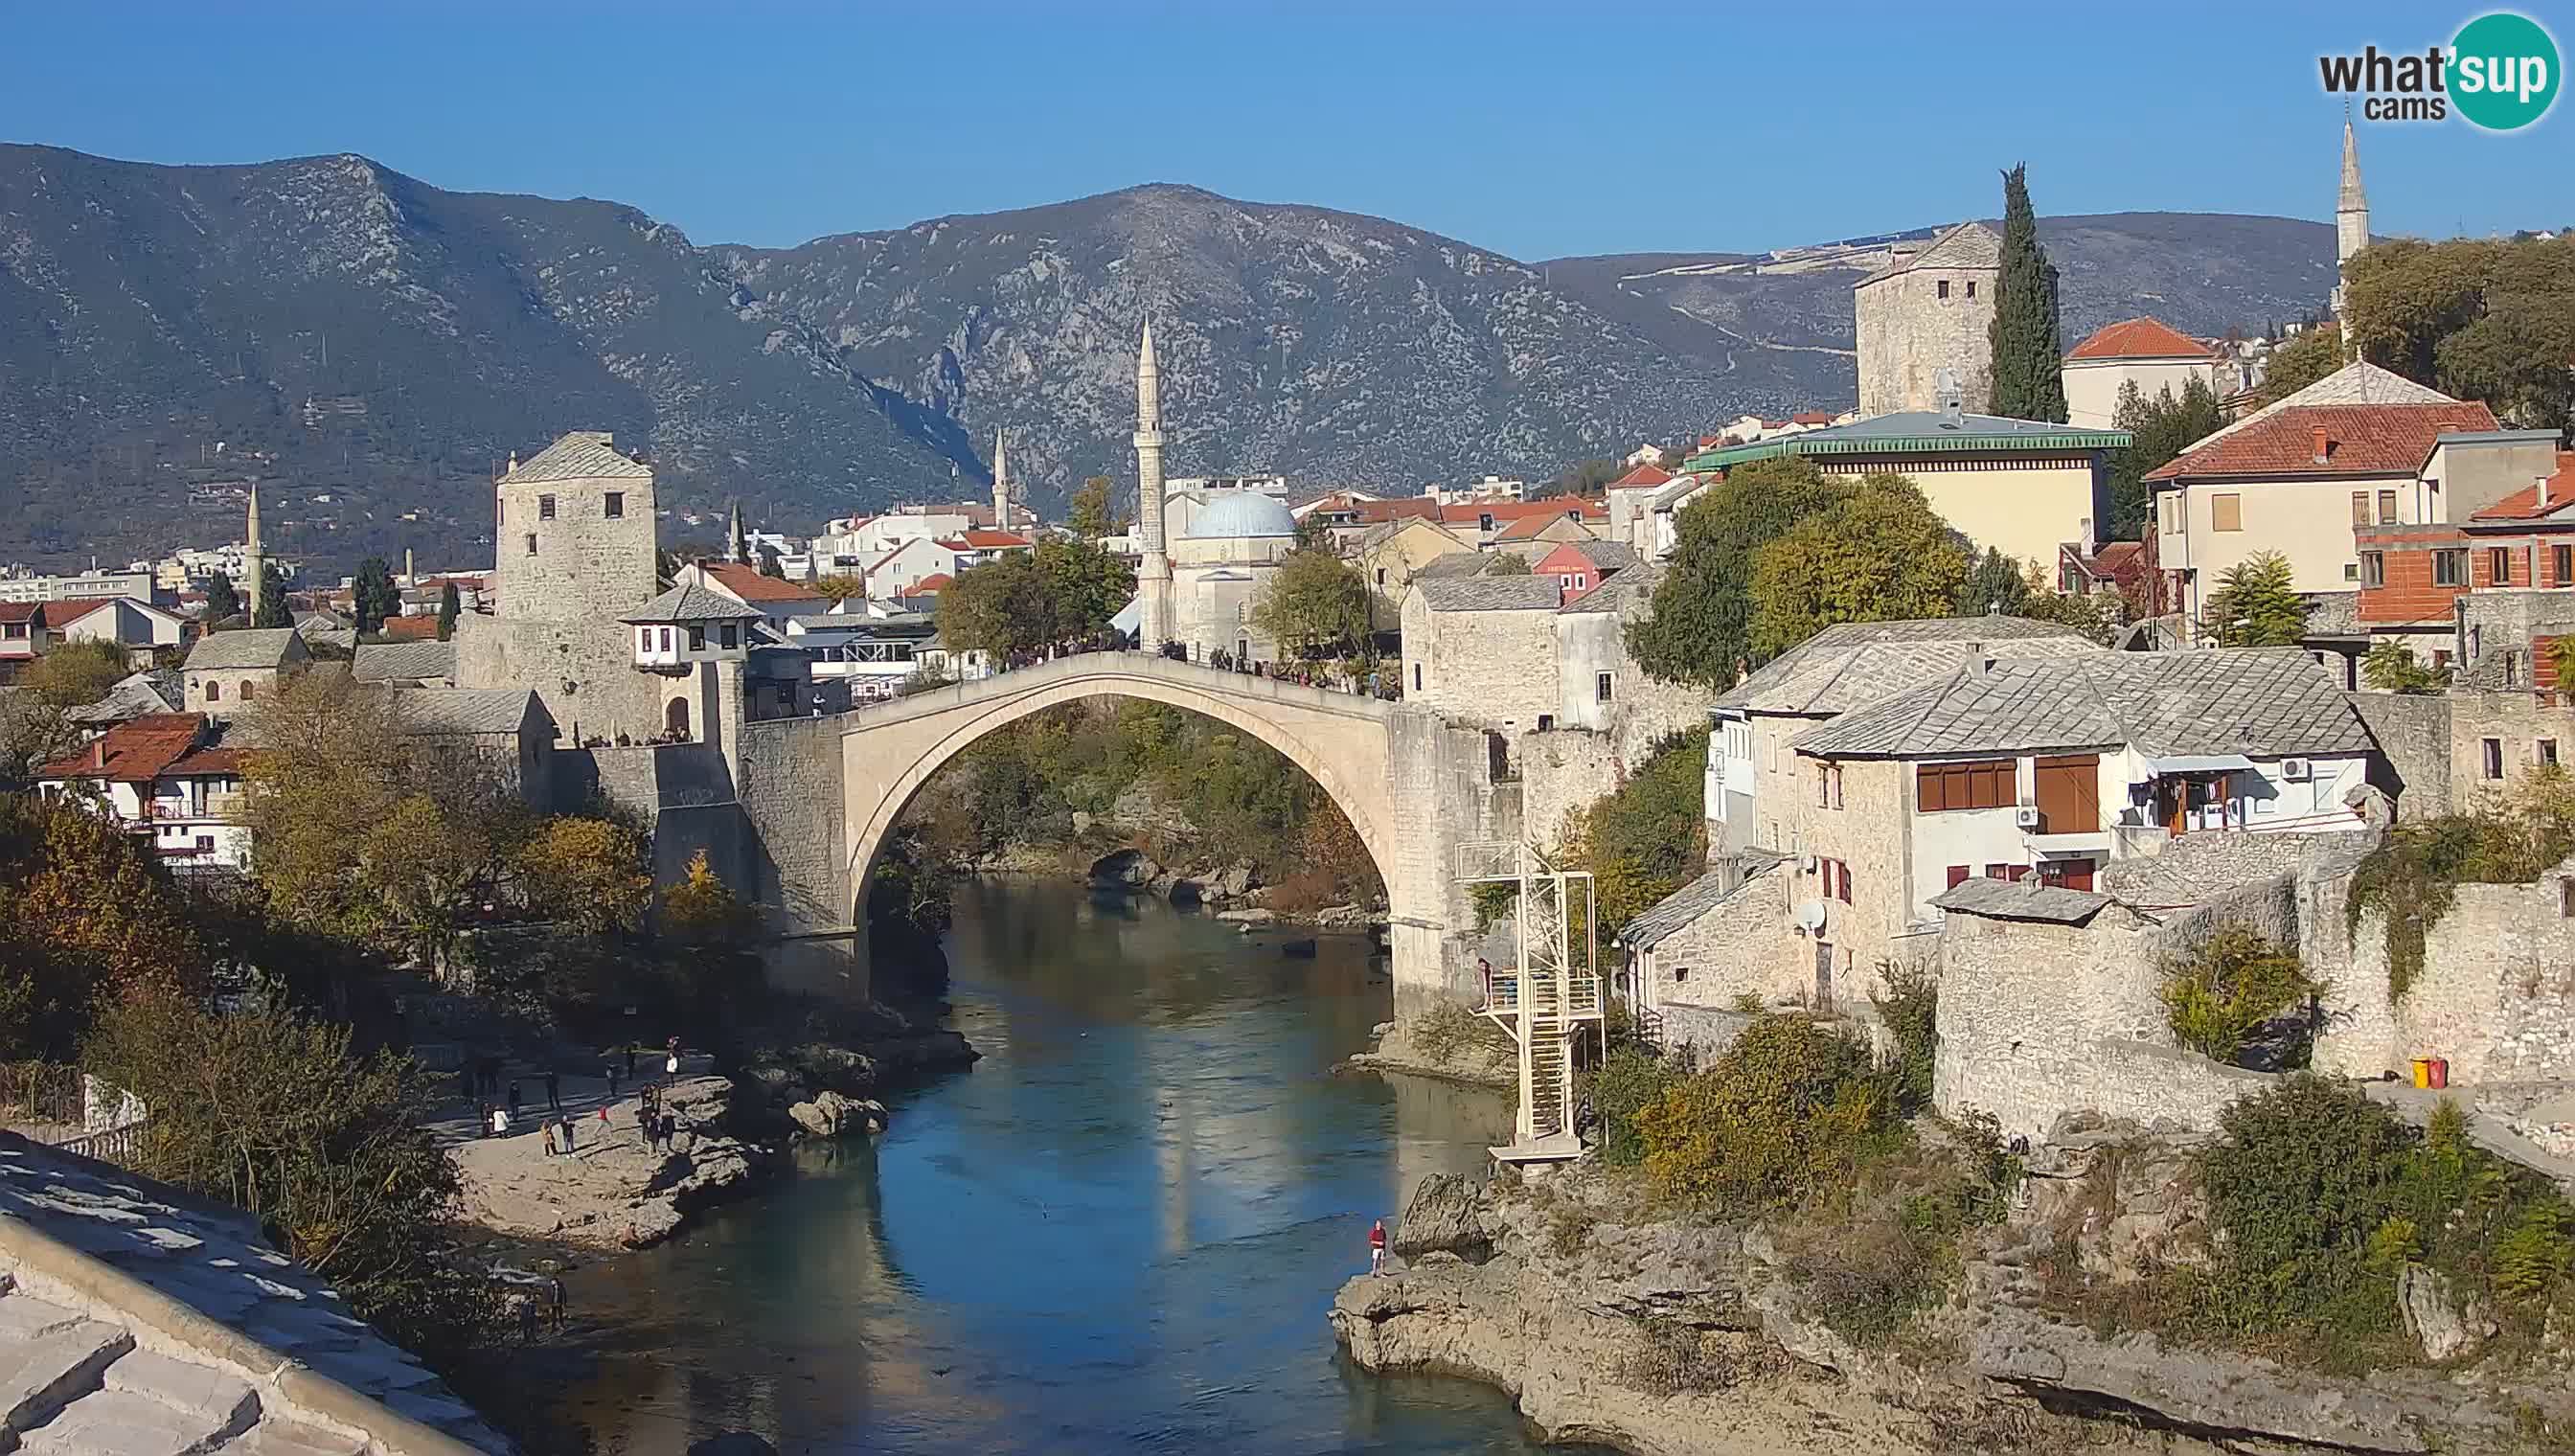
[1794,900,1829,933]
[1933,366,1960,396]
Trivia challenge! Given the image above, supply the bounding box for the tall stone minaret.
[243,481,265,624]
[1134,321,1173,650]
[990,428,1013,533]
[2334,119,2369,358]
[728,499,746,564]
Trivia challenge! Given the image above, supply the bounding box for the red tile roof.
[2144,402,2501,482]
[2469,453,2575,521]
[898,573,952,598]
[40,598,118,629]
[0,603,43,626]
[698,561,827,603]
[2093,540,2144,572]
[1352,498,1441,525]
[1438,499,1607,526]
[2067,317,2218,361]
[1609,463,1673,489]
[376,615,441,640]
[1790,411,1838,426]
[1491,512,1594,542]
[37,713,210,784]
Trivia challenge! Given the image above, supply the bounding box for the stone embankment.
[1333,1159,2575,1456]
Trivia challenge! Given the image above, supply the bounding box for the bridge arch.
[841,655,1411,932]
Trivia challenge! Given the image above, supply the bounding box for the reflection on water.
[565,879,1578,1455]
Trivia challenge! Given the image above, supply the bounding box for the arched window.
[205,680,220,702]
[239,680,256,701]
[665,696,692,740]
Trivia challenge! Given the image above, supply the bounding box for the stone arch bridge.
[723,653,1512,1009]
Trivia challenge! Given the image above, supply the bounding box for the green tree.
[1563,728,1709,933]
[22,640,129,708]
[1747,476,1970,657]
[202,573,242,625]
[1954,546,2031,618]
[2105,375,2229,539]
[1251,544,1371,659]
[352,557,399,636]
[1483,552,1532,576]
[2363,641,2450,695]
[0,795,208,1059]
[2351,234,2575,428]
[435,581,460,641]
[1036,536,1134,639]
[513,816,653,934]
[756,543,785,579]
[252,561,291,628]
[1629,458,1856,687]
[1986,164,2067,421]
[2254,324,2345,406]
[810,574,868,603]
[2202,551,2311,647]
[1550,458,1624,497]
[1068,476,1124,538]
[936,552,1056,658]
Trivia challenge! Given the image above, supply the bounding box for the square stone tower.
[1854,222,2002,417]
[494,431,658,622]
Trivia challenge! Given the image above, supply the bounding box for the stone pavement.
[0,1132,507,1455]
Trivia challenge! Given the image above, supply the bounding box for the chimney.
[2311,426,2330,464]
[92,738,105,770]
[2541,470,2555,507]
[1966,642,1991,679]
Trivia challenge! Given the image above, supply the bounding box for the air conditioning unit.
[2015,806,2042,829]
[2281,758,2313,781]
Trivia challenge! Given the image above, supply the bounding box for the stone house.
[35,712,252,870]
[1353,515,1477,620]
[1620,853,1793,1036]
[180,627,309,718]
[1602,463,1672,548]
[1707,616,2103,855]
[390,687,558,806]
[1399,578,1564,733]
[1854,221,2001,418]
[2060,316,2223,430]
[1684,410,2131,574]
[2144,361,2497,619]
[1785,648,2381,987]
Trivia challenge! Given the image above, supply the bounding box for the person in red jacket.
[1369,1217,1387,1275]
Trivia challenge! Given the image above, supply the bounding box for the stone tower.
[1853,221,2002,417]
[2333,120,2369,356]
[991,428,1014,532]
[493,431,657,623]
[1134,322,1174,649]
[242,481,264,622]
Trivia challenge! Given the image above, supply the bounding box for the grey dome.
[1183,491,1298,540]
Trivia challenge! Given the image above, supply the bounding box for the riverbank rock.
[1216,907,1275,924]
[1340,1016,1514,1090]
[1090,848,1160,889]
[450,1075,773,1251]
[2399,1264,2498,1360]
[1109,782,1197,837]
[787,1089,888,1139]
[1392,1173,1493,1263]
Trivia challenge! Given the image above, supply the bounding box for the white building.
[35,713,253,871]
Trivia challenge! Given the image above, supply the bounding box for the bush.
[1871,960,1938,1113]
[1586,1045,1677,1167]
[1410,999,1504,1068]
[2160,925,2319,1066]
[1783,1111,2021,1348]
[1632,1015,1896,1212]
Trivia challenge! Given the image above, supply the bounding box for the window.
[1823,762,1844,808]
[687,625,706,651]
[1537,714,1555,731]
[719,624,738,649]
[2492,547,2514,585]
[2344,563,2360,581]
[2434,550,2467,586]
[658,627,672,651]
[1836,862,1853,903]
[1478,513,1493,533]
[538,494,557,521]
[1946,865,1971,889]
[2434,648,2453,671]
[775,684,792,711]
[2542,739,2561,769]
[604,491,625,519]
[2378,489,2399,525]
[1595,671,1613,704]
[2361,552,2385,587]
[1917,760,2011,812]
[2564,878,2575,919]
[1412,663,1422,692]
[2160,493,2181,535]
[2485,737,2505,781]
[525,533,538,557]
[1965,281,1977,299]
[1937,280,1951,300]
[2351,491,2371,527]
[239,681,255,701]
[2210,494,2243,532]
[2557,545,2572,586]
[204,680,220,702]
[1375,567,1386,586]
[1562,575,1578,591]
[1672,966,1691,984]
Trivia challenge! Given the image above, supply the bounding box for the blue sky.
[1,2,2564,259]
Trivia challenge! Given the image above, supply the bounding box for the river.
[564,879,1594,1455]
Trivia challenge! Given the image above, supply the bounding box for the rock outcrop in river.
[1333,1158,2575,1456]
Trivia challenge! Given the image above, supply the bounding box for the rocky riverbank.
[448,1073,772,1250]
[1333,1151,2575,1456]
[1339,1015,1514,1090]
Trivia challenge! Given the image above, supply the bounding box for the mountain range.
[0,144,2343,575]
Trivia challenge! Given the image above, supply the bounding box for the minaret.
[728,499,746,564]
[991,429,1012,533]
[403,546,415,587]
[1133,321,1174,650]
[243,481,265,624]
[2333,118,2369,358]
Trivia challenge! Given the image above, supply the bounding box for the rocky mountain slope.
[0,145,2338,574]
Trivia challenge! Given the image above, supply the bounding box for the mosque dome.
[1182,490,1299,540]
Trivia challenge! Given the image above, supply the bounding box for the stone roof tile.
[1413,578,1564,612]
[1716,617,2102,715]
[181,628,305,672]
[500,430,650,483]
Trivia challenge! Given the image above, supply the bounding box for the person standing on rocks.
[1369,1217,1387,1275]
[544,1068,561,1111]
[604,1061,621,1101]
[507,1080,522,1124]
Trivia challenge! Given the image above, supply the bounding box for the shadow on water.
[560,879,1602,1455]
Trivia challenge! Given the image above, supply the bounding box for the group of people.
[470,1038,689,1155]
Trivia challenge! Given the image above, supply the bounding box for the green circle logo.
[2452,11,2561,130]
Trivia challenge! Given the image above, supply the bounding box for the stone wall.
[1400,593,1562,733]
[453,613,664,746]
[1779,756,1923,987]
[2450,689,2575,804]
[2330,857,2575,1083]
[736,715,853,935]
[1515,729,1623,853]
[2348,690,2452,817]
[1638,860,1795,1012]
[1655,1002,1755,1061]
[1856,261,1996,418]
[494,463,658,626]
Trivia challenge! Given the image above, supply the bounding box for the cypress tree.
[436,582,461,641]
[1987,164,2068,422]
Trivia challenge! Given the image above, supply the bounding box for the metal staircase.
[1460,839,1603,1163]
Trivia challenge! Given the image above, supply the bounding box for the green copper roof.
[1686,411,2130,472]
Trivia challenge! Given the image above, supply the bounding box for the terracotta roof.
[2144,402,2501,482]
[2067,317,2217,361]
[1352,498,1441,524]
[1491,512,1596,542]
[698,561,827,603]
[36,713,209,783]
[0,603,42,626]
[1790,411,1838,425]
[38,597,119,629]
[1608,463,1673,489]
[1438,499,1607,526]
[899,573,952,597]
[2469,453,2575,521]
[375,614,441,640]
